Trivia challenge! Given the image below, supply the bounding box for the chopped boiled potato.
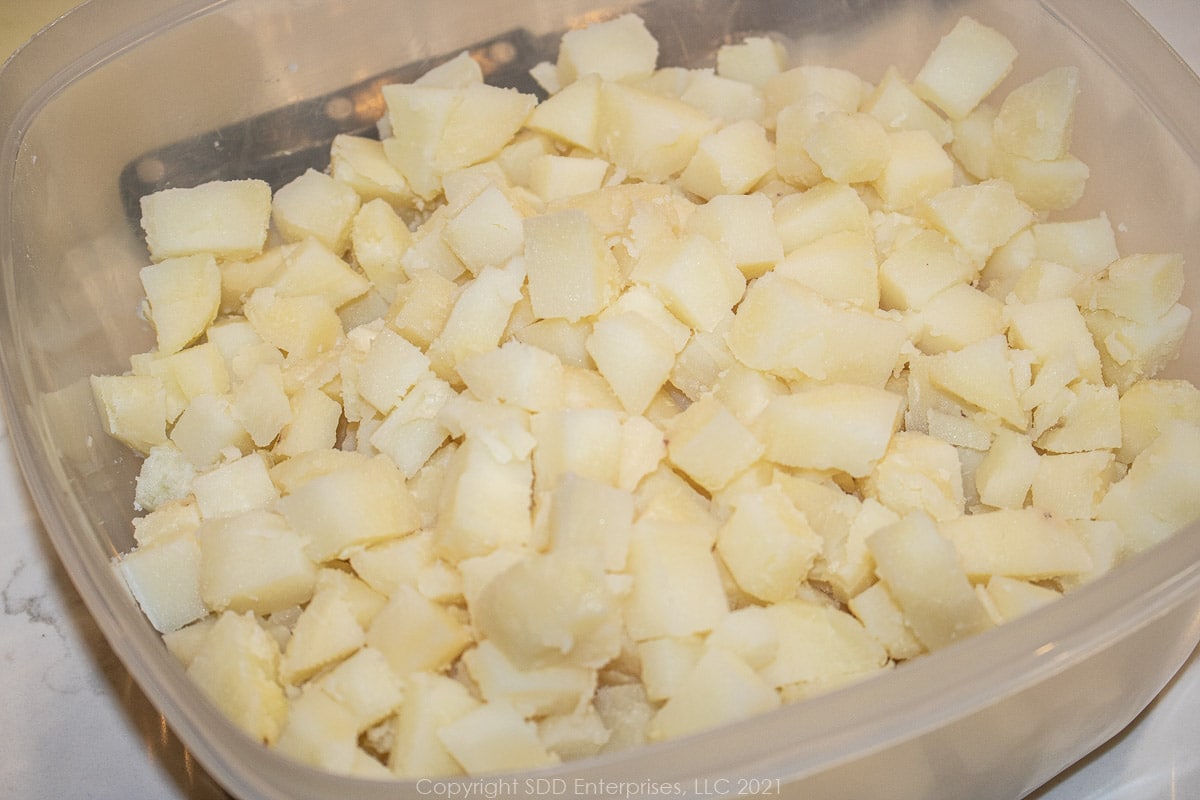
[97,10,1200,781]
[912,16,1017,120]
[140,179,272,261]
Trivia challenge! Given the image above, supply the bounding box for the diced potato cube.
[1031,450,1116,519]
[648,647,779,740]
[426,261,525,381]
[665,395,764,493]
[992,152,1089,212]
[597,80,715,182]
[169,393,252,469]
[474,554,621,669]
[984,575,1062,622]
[196,509,316,616]
[531,407,623,490]
[804,111,891,184]
[382,82,536,199]
[586,312,678,415]
[162,616,215,667]
[912,283,1005,354]
[462,639,596,718]
[755,383,903,477]
[140,179,272,261]
[350,199,411,303]
[433,434,533,558]
[274,387,342,458]
[243,287,344,360]
[680,71,766,124]
[637,636,704,701]
[366,584,472,676]
[438,698,559,773]
[924,334,1026,428]
[356,326,431,414]
[556,13,659,86]
[90,373,168,455]
[765,65,864,119]
[847,581,925,661]
[415,50,483,88]
[277,454,421,562]
[192,451,279,519]
[878,228,974,311]
[716,36,788,89]
[773,179,871,251]
[140,254,222,355]
[632,234,746,332]
[279,588,365,686]
[951,102,998,181]
[139,342,232,425]
[441,184,526,274]
[1035,382,1121,454]
[330,134,413,208]
[679,119,774,199]
[862,66,953,144]
[1088,253,1185,324]
[728,273,906,387]
[618,413,667,492]
[872,129,955,211]
[389,671,479,777]
[274,684,360,774]
[772,100,827,188]
[974,429,1040,508]
[1097,420,1200,553]
[716,484,821,603]
[941,506,1094,580]
[314,567,389,630]
[186,610,287,745]
[385,269,457,351]
[757,600,889,692]
[993,66,1080,161]
[863,431,965,522]
[528,154,610,202]
[132,489,199,543]
[524,209,622,322]
[686,193,783,279]
[623,519,729,641]
[546,471,634,571]
[455,340,563,413]
[117,531,206,633]
[527,73,602,151]
[1006,297,1103,384]
[1086,303,1192,393]
[1011,259,1084,304]
[269,237,371,310]
[435,82,539,176]
[1117,379,1200,464]
[1031,214,1119,276]
[913,16,1018,120]
[705,605,779,669]
[228,363,289,449]
[272,168,362,254]
[774,230,879,310]
[867,511,994,650]
[918,179,1034,265]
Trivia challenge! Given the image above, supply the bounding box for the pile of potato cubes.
[89,11,1200,779]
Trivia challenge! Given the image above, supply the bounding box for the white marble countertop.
[2,2,1200,799]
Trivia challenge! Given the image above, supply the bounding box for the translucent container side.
[2,0,1200,799]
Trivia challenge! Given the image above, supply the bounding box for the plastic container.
[2,1,1200,798]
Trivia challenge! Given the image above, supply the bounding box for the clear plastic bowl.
[2,1,1200,799]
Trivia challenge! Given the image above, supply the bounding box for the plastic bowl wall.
[2,1,1200,799]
